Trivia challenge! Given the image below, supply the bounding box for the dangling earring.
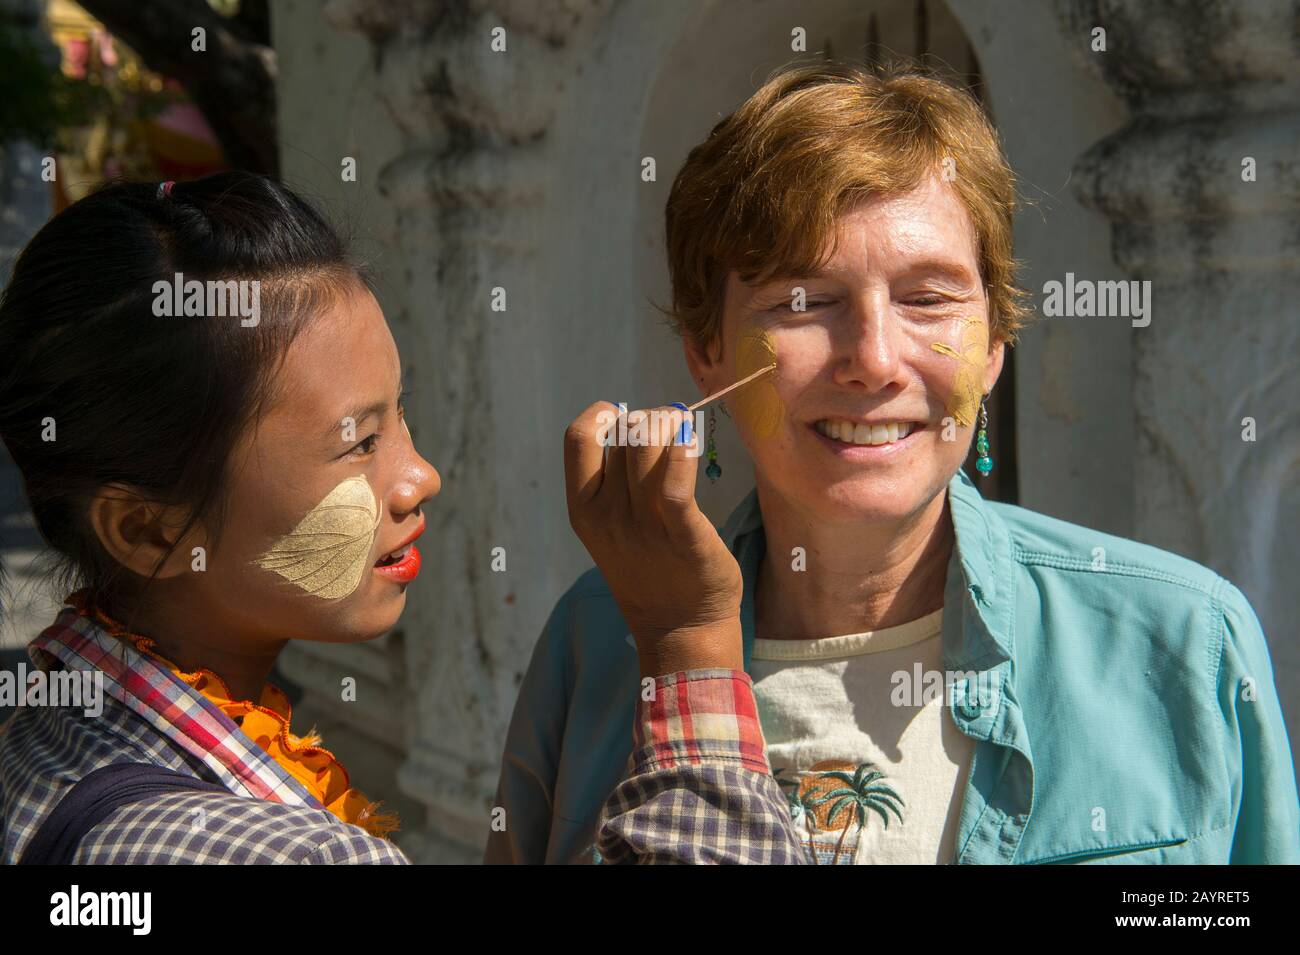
[975,396,994,476]
[705,404,722,482]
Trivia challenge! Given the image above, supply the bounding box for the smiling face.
[162,281,442,645]
[687,173,1005,528]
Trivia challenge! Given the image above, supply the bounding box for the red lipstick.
[373,516,426,584]
[374,543,421,584]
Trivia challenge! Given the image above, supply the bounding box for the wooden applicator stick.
[686,363,776,412]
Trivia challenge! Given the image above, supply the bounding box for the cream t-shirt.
[750,608,974,864]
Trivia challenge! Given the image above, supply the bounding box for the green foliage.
[0,15,105,149]
[0,16,60,146]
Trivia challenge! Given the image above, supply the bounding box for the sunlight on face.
[714,174,1004,527]
[173,283,442,645]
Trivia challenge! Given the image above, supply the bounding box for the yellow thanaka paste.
[930,316,988,428]
[731,328,782,439]
[253,475,382,600]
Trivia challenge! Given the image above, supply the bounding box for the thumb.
[658,407,713,547]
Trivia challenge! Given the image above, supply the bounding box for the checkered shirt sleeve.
[596,668,808,864]
[75,791,411,864]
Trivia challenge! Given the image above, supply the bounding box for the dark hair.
[0,171,369,620]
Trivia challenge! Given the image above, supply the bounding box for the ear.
[682,331,727,399]
[87,485,204,581]
[982,293,1007,395]
[983,336,1006,395]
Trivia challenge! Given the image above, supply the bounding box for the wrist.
[632,616,743,678]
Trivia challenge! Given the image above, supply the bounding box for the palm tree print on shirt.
[774,759,905,864]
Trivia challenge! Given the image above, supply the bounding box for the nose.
[833,289,905,392]
[390,425,441,517]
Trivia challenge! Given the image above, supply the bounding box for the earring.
[705,405,721,482]
[975,396,994,476]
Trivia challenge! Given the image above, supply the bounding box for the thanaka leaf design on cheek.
[730,328,782,439]
[930,316,988,428]
[252,475,382,600]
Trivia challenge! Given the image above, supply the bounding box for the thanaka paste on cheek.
[930,316,988,428]
[730,328,783,439]
[252,475,382,600]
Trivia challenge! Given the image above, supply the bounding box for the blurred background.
[1,0,1296,861]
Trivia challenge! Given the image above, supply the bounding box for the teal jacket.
[485,470,1300,864]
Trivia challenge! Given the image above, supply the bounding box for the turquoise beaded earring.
[705,404,721,482]
[975,396,994,476]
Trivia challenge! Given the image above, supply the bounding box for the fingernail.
[670,401,693,445]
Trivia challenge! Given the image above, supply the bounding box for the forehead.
[288,283,393,384]
[824,175,979,273]
[725,175,981,311]
[260,285,398,436]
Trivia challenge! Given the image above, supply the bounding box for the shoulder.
[562,565,618,607]
[987,502,1270,686]
[540,565,628,655]
[75,790,409,864]
[989,501,1226,598]
[510,564,634,734]
[1,694,209,862]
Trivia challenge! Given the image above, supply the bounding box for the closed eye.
[769,299,833,312]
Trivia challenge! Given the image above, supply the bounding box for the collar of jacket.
[718,467,1013,667]
[717,467,1035,862]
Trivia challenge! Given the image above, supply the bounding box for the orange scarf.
[66,591,399,839]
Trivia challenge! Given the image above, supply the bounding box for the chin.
[757,457,949,527]
[815,479,930,524]
[315,587,407,644]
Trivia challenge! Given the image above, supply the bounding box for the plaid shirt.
[1,607,408,864]
[4,608,801,864]
[596,669,807,864]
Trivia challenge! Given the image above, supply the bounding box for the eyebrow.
[321,377,405,445]
[752,257,978,292]
[895,259,980,286]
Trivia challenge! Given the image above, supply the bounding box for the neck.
[105,586,286,704]
[753,484,953,641]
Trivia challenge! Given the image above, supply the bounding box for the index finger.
[563,401,620,511]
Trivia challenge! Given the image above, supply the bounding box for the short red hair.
[665,61,1030,347]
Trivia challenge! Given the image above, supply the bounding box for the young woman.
[0,173,438,863]
[0,172,789,864]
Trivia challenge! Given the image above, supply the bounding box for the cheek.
[925,316,988,428]
[763,326,829,407]
[914,347,962,411]
[191,495,273,582]
[250,475,382,601]
[729,327,782,439]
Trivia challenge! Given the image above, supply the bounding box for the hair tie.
[156,180,175,200]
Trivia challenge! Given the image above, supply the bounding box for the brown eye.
[349,434,380,456]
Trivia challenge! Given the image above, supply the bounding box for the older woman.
[486,62,1299,865]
